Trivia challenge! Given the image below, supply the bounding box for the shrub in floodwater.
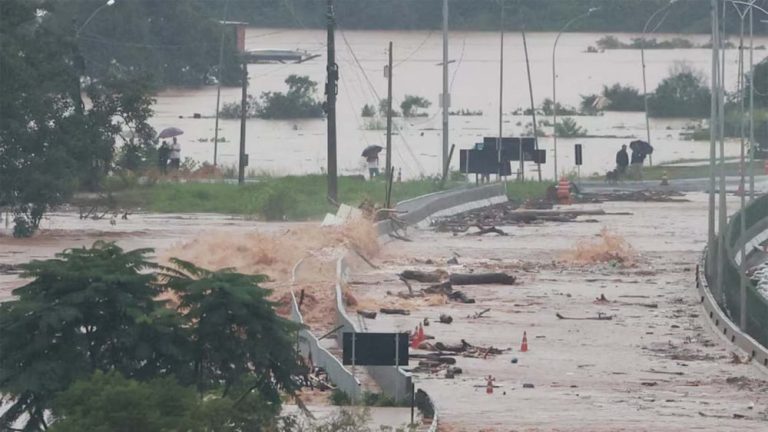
[360,104,376,117]
[555,118,588,138]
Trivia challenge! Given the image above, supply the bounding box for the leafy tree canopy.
[648,69,711,118]
[0,242,301,431]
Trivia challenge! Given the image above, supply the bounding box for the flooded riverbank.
[149,29,763,179]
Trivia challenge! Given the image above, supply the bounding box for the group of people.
[614,140,652,180]
[158,137,182,174]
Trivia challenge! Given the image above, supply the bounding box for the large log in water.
[449,272,516,285]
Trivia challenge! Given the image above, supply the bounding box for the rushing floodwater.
[149,29,766,180]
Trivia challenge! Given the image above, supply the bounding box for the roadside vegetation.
[0,243,300,430]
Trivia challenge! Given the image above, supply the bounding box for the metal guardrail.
[701,193,768,368]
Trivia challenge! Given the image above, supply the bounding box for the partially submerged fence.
[701,194,768,366]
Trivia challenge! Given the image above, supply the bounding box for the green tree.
[162,259,301,407]
[601,83,644,111]
[0,0,157,236]
[51,371,197,432]
[648,69,711,118]
[400,95,432,117]
[378,98,401,117]
[258,75,324,119]
[0,242,186,430]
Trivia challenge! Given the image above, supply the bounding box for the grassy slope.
[105,176,552,220]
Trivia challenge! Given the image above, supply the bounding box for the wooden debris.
[380,308,410,315]
[556,312,613,321]
[399,276,414,295]
[357,310,377,319]
[470,308,491,319]
[352,248,379,269]
[450,272,516,285]
[400,269,447,283]
[471,225,508,236]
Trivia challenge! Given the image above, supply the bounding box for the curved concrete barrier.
[700,193,768,369]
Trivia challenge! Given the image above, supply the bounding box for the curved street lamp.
[76,0,116,37]
[641,0,678,167]
[551,7,598,180]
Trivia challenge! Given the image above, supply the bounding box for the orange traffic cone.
[410,326,423,348]
[520,331,528,352]
[486,375,495,394]
[417,323,425,340]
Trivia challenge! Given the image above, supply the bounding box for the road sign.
[342,332,409,366]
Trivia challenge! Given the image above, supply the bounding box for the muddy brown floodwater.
[347,193,768,431]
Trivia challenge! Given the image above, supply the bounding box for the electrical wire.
[337,24,426,175]
[393,30,435,68]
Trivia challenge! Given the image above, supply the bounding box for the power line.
[337,25,426,175]
[393,30,435,68]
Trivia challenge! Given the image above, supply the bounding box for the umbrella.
[361,145,383,158]
[158,127,184,139]
[630,140,654,155]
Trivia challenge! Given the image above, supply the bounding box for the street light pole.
[73,0,116,115]
[641,0,677,167]
[442,0,449,178]
[552,8,597,180]
[708,0,719,249]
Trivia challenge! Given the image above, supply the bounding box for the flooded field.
[150,29,762,179]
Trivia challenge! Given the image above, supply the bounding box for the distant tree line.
[51,0,243,87]
[215,0,768,34]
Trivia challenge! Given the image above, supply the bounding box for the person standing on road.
[169,137,181,170]
[615,144,629,177]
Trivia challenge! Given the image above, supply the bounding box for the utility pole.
[213,1,230,166]
[386,42,393,183]
[522,29,538,182]
[325,0,339,203]
[716,1,727,300]
[708,0,718,248]
[497,0,505,180]
[442,0,450,178]
[238,60,248,185]
[748,6,755,201]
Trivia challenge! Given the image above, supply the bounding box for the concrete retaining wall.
[289,259,363,401]
[699,193,768,370]
[696,254,768,369]
[376,183,507,236]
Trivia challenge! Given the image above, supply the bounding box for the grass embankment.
[96,175,551,220]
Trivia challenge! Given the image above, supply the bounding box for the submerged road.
[348,193,768,431]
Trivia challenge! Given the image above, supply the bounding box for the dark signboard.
[342,332,409,366]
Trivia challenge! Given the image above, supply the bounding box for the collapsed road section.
[346,193,768,431]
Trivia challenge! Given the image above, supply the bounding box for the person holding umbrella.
[169,137,181,171]
[628,140,653,180]
[361,145,383,179]
[158,127,184,171]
